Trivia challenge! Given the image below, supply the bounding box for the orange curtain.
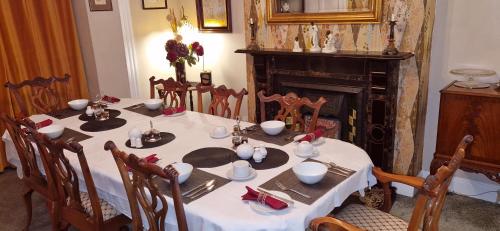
[0,0,89,171]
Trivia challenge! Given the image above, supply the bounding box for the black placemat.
[125,132,175,149]
[245,127,301,146]
[182,147,237,168]
[124,103,163,117]
[60,128,92,143]
[259,159,356,205]
[47,108,85,119]
[153,168,231,204]
[78,109,121,121]
[246,148,289,170]
[80,118,127,132]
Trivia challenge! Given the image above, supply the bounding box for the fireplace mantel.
[237,48,414,172]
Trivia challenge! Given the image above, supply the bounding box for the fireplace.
[236,49,413,172]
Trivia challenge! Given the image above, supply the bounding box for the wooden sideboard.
[431,82,500,183]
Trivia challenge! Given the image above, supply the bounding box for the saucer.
[209,131,231,139]
[293,147,319,158]
[165,111,186,117]
[249,191,291,214]
[226,168,257,181]
[293,135,325,146]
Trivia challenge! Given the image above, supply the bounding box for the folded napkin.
[298,128,324,142]
[241,186,288,210]
[127,154,159,171]
[35,119,53,129]
[102,95,120,103]
[163,106,186,116]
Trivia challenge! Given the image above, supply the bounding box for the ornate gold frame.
[266,0,383,24]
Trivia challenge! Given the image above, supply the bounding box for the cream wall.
[423,0,500,202]
[130,0,248,119]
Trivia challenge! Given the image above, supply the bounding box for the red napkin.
[127,154,159,171]
[35,119,53,129]
[241,186,288,210]
[298,128,324,142]
[163,106,186,116]
[102,95,121,103]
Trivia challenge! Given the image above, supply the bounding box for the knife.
[328,169,349,177]
[183,179,215,197]
[189,184,215,199]
[256,188,295,206]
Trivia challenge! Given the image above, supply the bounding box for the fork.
[275,181,311,198]
[329,162,354,174]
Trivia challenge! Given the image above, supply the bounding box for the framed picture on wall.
[142,0,168,10]
[88,0,112,11]
[195,0,232,33]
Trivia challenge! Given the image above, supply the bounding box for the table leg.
[189,89,194,111]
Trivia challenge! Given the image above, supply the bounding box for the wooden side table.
[431,81,500,183]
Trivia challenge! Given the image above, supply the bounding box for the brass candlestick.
[247,18,259,50]
[383,20,399,55]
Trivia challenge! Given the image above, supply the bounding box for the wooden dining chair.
[309,135,474,231]
[257,90,327,133]
[4,74,71,116]
[1,113,60,230]
[36,135,131,231]
[196,84,248,119]
[104,141,189,231]
[149,76,188,108]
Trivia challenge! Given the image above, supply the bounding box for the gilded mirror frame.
[266,0,383,24]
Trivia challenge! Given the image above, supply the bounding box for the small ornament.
[292,36,303,52]
[322,30,337,53]
[309,22,321,52]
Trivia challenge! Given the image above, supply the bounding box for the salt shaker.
[85,106,94,116]
[253,151,264,163]
[129,137,137,147]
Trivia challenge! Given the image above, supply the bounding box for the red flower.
[195,46,204,56]
[166,50,178,63]
[191,42,200,50]
[165,39,177,52]
[176,43,189,57]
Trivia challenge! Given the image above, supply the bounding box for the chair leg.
[47,201,63,231]
[22,187,34,231]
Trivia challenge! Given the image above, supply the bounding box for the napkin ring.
[257,192,268,205]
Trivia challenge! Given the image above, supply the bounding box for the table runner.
[245,127,301,146]
[47,108,85,119]
[154,168,231,204]
[78,109,121,121]
[60,128,92,143]
[124,103,163,117]
[259,159,356,205]
[125,132,175,149]
[80,118,127,132]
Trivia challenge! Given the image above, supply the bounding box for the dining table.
[2,98,376,231]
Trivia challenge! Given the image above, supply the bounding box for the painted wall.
[423,0,500,202]
[129,0,248,119]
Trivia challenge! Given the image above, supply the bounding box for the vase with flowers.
[165,39,204,83]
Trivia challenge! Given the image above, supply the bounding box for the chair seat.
[334,204,410,231]
[79,192,120,221]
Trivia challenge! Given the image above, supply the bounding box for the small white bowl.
[68,99,89,110]
[144,99,163,110]
[38,124,65,139]
[172,163,193,184]
[292,162,327,184]
[260,120,285,135]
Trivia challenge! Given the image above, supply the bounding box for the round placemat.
[78,109,121,121]
[182,147,237,168]
[245,148,289,170]
[80,118,127,132]
[125,132,175,149]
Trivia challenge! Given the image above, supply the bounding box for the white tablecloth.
[3,98,376,231]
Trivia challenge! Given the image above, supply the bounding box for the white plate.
[249,191,291,214]
[226,168,257,181]
[209,131,231,139]
[165,111,186,117]
[293,134,325,146]
[293,147,319,158]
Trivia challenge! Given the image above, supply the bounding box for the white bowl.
[38,124,65,139]
[68,99,89,110]
[292,162,327,184]
[144,99,163,110]
[260,120,285,135]
[172,163,193,184]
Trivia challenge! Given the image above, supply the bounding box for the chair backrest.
[149,76,188,108]
[104,141,188,231]
[196,84,248,119]
[257,90,327,133]
[37,134,107,229]
[0,113,57,199]
[4,74,71,116]
[408,135,473,231]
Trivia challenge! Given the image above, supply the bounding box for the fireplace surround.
[236,48,413,172]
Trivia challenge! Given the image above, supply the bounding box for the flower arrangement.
[165,39,204,67]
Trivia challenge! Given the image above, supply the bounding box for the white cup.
[232,160,251,178]
[297,141,314,156]
[212,126,227,137]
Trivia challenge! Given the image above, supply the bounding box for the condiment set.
[144,120,162,143]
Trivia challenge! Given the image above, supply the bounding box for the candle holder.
[247,18,259,50]
[383,20,399,55]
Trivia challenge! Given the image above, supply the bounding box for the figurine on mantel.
[322,30,337,53]
[292,36,303,52]
[308,22,321,52]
